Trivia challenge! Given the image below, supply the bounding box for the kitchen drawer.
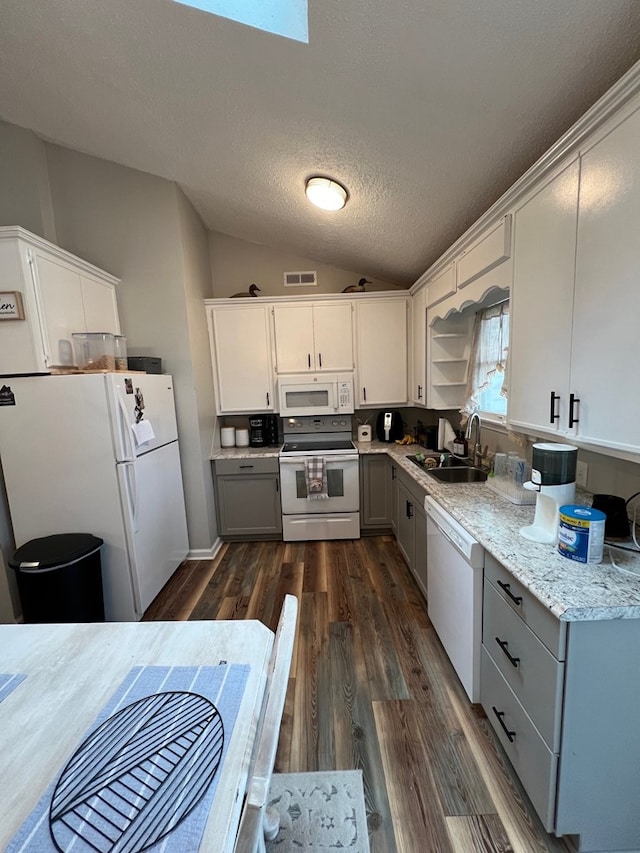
[481,646,558,832]
[483,581,564,751]
[213,457,279,476]
[484,552,566,659]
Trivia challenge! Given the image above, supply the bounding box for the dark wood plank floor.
[144,536,573,853]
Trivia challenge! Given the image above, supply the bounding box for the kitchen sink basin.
[427,466,488,483]
[407,453,468,470]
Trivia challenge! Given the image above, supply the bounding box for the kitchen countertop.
[211,439,640,622]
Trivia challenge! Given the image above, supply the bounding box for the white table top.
[0,620,274,852]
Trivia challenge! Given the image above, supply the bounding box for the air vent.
[284,271,317,287]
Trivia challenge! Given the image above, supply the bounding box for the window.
[172,0,309,43]
[460,301,509,423]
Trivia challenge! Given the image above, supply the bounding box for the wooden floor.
[144,536,574,853]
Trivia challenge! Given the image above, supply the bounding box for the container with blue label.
[558,505,606,564]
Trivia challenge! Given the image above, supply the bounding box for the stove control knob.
[332,420,338,426]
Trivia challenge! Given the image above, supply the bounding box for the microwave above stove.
[277,373,354,417]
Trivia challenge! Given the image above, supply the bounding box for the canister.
[558,505,606,564]
[235,428,249,447]
[357,424,372,442]
[220,427,235,448]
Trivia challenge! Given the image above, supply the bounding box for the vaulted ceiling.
[2,1,640,285]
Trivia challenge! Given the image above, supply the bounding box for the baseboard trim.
[186,538,223,561]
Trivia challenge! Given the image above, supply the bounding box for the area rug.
[266,769,370,852]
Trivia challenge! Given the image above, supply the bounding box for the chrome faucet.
[465,411,482,468]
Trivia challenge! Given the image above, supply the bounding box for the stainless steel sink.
[427,466,487,483]
[407,453,468,470]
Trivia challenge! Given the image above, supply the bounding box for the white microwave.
[277,373,354,417]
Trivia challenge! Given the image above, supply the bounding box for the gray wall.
[45,143,217,555]
[209,231,403,297]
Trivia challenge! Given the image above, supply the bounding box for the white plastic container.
[235,428,249,447]
[220,427,235,448]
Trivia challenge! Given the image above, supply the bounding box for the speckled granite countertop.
[359,439,640,622]
[211,439,640,622]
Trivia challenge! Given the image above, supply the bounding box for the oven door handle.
[279,455,358,465]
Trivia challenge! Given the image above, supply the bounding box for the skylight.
[173,0,308,43]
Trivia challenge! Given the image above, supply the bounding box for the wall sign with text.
[0,291,25,320]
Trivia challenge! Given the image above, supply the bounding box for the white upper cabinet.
[410,286,427,406]
[0,227,121,374]
[508,159,579,436]
[569,105,640,455]
[207,303,275,414]
[273,301,353,373]
[509,101,640,457]
[356,297,408,406]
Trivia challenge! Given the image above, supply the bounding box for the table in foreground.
[0,619,274,852]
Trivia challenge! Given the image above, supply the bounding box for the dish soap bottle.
[453,430,467,457]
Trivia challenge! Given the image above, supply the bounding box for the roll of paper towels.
[437,418,456,452]
[357,424,372,442]
[221,427,235,447]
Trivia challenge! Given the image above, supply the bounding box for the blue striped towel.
[8,664,249,852]
[0,673,26,704]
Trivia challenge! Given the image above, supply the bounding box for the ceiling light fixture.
[305,176,348,211]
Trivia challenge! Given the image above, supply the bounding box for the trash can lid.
[9,533,104,570]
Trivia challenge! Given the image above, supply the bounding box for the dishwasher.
[424,496,485,702]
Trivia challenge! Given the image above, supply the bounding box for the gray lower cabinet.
[396,467,427,599]
[360,454,393,530]
[482,552,640,852]
[213,458,282,539]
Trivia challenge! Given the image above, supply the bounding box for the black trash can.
[9,533,105,623]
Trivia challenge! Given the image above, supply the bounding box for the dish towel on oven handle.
[304,456,328,499]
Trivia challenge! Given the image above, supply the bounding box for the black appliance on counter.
[249,414,280,447]
[376,410,404,443]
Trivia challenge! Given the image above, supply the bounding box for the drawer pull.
[496,580,522,606]
[492,706,516,743]
[495,637,520,668]
[239,464,254,469]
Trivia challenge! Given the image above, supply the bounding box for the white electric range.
[279,416,360,541]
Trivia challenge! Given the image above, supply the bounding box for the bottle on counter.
[453,430,468,457]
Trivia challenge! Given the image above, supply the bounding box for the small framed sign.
[0,291,25,320]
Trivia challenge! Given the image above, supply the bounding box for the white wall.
[45,144,217,553]
[209,231,404,297]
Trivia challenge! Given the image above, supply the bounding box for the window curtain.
[460,302,509,425]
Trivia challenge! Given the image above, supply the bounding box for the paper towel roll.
[437,418,457,452]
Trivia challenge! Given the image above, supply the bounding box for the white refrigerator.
[0,373,189,621]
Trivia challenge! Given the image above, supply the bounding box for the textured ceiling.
[1,0,640,285]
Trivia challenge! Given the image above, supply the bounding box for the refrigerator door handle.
[116,391,136,461]
[122,460,138,531]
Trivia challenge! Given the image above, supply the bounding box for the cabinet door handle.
[318,352,322,368]
[496,580,522,606]
[308,353,311,369]
[391,465,397,480]
[266,392,270,407]
[418,384,423,399]
[495,637,520,668]
[406,500,413,519]
[275,477,279,493]
[492,706,516,743]
[569,393,580,428]
[363,387,367,402]
[549,391,560,423]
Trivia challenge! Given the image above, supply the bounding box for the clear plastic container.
[72,332,116,371]
[114,335,128,371]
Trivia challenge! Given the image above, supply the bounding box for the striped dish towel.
[304,457,328,500]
